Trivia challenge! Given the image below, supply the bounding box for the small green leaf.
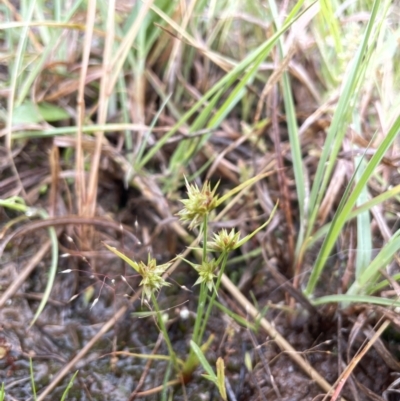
[131,311,158,318]
[11,101,69,124]
[103,243,140,273]
[38,102,69,122]
[12,101,42,124]
[0,382,5,401]
[190,340,217,383]
[235,201,279,249]
[213,301,256,330]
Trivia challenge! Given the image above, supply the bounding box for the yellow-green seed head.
[177,178,220,230]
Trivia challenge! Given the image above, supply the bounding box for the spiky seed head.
[193,259,219,293]
[137,255,172,302]
[177,178,220,230]
[207,228,241,252]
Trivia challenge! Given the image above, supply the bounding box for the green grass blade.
[0,199,59,328]
[103,243,140,273]
[319,0,343,71]
[354,156,372,279]
[370,272,400,294]
[7,0,37,143]
[135,92,172,171]
[306,0,382,238]
[29,357,37,401]
[347,229,400,296]
[60,371,79,401]
[313,294,400,308]
[11,123,148,139]
[140,1,308,170]
[306,113,400,295]
[266,0,310,259]
[168,1,312,173]
[0,382,5,401]
[213,300,256,330]
[170,49,264,171]
[304,0,388,295]
[16,0,84,106]
[29,223,59,328]
[189,340,217,383]
[308,183,400,249]
[160,361,172,401]
[168,89,223,172]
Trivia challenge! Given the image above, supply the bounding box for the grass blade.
[306,112,400,295]
[60,371,79,401]
[347,229,400,296]
[140,1,309,171]
[189,340,217,382]
[305,0,392,295]
[306,0,382,238]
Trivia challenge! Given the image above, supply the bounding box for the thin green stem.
[192,213,209,344]
[183,214,210,375]
[198,252,228,343]
[191,282,208,345]
[202,213,208,261]
[29,357,37,400]
[182,280,208,378]
[150,292,178,370]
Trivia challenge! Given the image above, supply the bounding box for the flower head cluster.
[177,178,220,230]
[103,243,172,303]
[131,255,172,302]
[193,259,219,292]
[207,228,241,253]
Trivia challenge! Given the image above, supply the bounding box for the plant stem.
[191,282,207,345]
[192,214,209,344]
[182,214,210,377]
[202,213,208,261]
[182,280,207,379]
[150,292,178,370]
[198,252,228,343]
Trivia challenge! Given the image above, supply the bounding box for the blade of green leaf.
[306,110,400,295]
[29,222,59,328]
[306,0,382,239]
[213,300,256,330]
[347,228,400,295]
[354,156,372,279]
[103,243,140,273]
[307,183,400,249]
[313,294,400,308]
[190,340,217,383]
[60,371,79,401]
[140,1,311,169]
[16,0,84,106]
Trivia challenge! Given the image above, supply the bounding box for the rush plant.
[105,176,277,395]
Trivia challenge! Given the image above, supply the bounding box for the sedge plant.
[105,176,277,393]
